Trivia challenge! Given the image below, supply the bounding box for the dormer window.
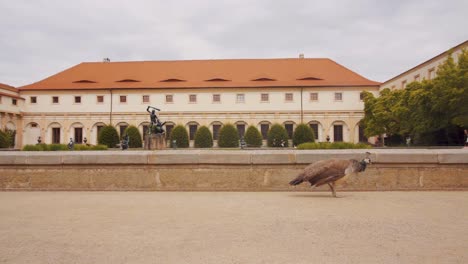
[252,77,276,81]
[73,80,97,83]
[297,77,323,81]
[116,79,140,83]
[160,78,186,82]
[205,78,230,82]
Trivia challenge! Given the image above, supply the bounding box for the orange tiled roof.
[0,83,17,92]
[18,58,380,90]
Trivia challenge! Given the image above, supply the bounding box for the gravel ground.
[0,191,467,264]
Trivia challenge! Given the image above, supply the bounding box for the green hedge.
[194,126,213,148]
[22,144,108,151]
[297,142,372,149]
[244,125,263,147]
[124,125,142,148]
[267,124,289,147]
[169,125,189,148]
[218,124,239,148]
[98,125,120,148]
[293,124,315,146]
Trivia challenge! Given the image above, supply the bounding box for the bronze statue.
[146,106,166,134]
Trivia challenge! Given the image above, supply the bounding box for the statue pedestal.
[144,134,166,150]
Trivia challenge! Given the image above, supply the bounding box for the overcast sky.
[0,0,467,87]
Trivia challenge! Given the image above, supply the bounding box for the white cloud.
[0,0,466,86]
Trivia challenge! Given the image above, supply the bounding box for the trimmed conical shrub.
[244,125,263,147]
[267,124,289,147]
[218,124,239,148]
[293,123,315,146]
[98,125,120,148]
[194,126,213,148]
[0,130,8,148]
[124,125,142,148]
[169,125,189,148]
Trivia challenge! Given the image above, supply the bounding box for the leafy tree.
[267,124,289,147]
[244,125,263,147]
[194,126,213,148]
[292,123,315,146]
[362,50,468,145]
[124,125,142,148]
[169,125,189,148]
[218,124,239,148]
[98,125,120,148]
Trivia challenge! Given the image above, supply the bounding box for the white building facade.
[3,58,380,148]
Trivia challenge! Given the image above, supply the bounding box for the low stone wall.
[0,149,467,191]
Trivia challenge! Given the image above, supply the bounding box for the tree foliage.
[124,125,142,148]
[169,125,189,148]
[0,130,8,148]
[244,125,263,147]
[362,49,468,145]
[194,126,213,148]
[218,124,239,148]
[292,123,315,146]
[98,125,120,148]
[267,124,289,147]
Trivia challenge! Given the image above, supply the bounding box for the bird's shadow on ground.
[288,193,351,199]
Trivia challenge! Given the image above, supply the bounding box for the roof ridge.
[81,58,332,64]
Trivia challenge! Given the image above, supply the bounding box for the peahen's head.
[359,152,372,171]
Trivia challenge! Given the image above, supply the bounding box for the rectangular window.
[428,68,435,79]
[52,128,61,144]
[120,95,127,103]
[261,124,269,139]
[261,93,269,102]
[401,80,407,89]
[334,92,342,101]
[12,99,17,105]
[333,125,343,142]
[166,94,173,103]
[285,93,293,102]
[74,127,83,143]
[236,94,245,103]
[52,96,59,104]
[310,93,318,101]
[142,95,150,103]
[97,126,104,141]
[213,125,221,140]
[285,124,293,139]
[237,124,245,138]
[309,123,319,140]
[120,125,128,137]
[213,94,221,103]
[189,94,197,103]
[189,125,198,140]
[414,74,420,82]
[74,96,81,104]
[165,125,174,138]
[97,95,104,103]
[30,96,37,104]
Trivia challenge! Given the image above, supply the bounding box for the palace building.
[2,57,381,148]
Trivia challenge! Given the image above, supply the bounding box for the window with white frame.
[236,94,245,103]
[165,94,173,103]
[213,94,221,103]
[310,92,318,101]
[285,93,293,102]
[189,94,197,103]
[97,95,104,103]
[334,92,342,101]
[261,93,269,102]
[142,95,150,103]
